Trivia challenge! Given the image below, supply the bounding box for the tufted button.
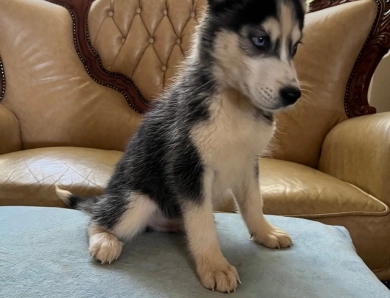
[108,11,113,17]
[136,8,141,14]
[121,38,126,44]
[176,38,181,44]
[190,12,195,18]
[163,9,168,15]
[162,66,167,71]
[149,37,154,44]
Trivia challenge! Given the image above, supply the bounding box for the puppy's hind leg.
[88,223,123,264]
[89,193,158,264]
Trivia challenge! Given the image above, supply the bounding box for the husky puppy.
[56,0,306,292]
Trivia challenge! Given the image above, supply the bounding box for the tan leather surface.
[260,158,389,217]
[0,147,122,207]
[0,104,21,154]
[3,147,386,217]
[89,0,206,100]
[0,0,142,151]
[89,0,376,169]
[319,112,390,207]
[269,0,377,168]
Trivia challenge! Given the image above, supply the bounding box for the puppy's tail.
[55,185,98,214]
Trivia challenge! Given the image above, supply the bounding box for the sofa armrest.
[0,104,22,154]
[319,112,390,206]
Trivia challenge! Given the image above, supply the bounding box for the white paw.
[252,227,292,249]
[89,232,123,264]
[197,260,240,293]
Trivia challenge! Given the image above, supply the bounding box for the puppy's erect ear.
[207,0,226,4]
[207,0,234,12]
[207,0,229,8]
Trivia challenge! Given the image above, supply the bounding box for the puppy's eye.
[252,36,269,49]
[291,42,301,56]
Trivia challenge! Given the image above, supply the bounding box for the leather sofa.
[1,0,389,280]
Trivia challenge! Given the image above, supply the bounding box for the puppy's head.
[201,0,306,112]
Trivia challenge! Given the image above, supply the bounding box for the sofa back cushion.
[0,0,377,165]
[0,0,142,151]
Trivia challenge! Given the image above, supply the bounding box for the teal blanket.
[1,207,388,298]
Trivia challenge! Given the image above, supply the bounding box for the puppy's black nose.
[280,87,301,106]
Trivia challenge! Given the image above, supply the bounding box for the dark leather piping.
[0,57,5,101]
[311,0,390,118]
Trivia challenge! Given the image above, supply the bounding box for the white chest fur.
[191,89,274,193]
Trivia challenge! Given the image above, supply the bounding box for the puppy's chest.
[191,100,274,179]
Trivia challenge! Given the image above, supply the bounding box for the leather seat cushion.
[260,158,389,218]
[0,148,387,220]
[0,147,122,207]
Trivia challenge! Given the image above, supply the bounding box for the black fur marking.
[209,0,304,61]
[93,194,129,230]
[274,38,281,59]
[68,195,81,209]
[88,65,215,230]
[282,0,305,30]
[254,108,274,124]
[68,194,99,214]
[208,0,278,31]
[254,161,259,179]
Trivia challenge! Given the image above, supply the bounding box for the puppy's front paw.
[197,259,240,293]
[252,227,292,249]
[89,232,123,264]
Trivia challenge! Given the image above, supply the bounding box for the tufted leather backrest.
[88,0,206,100]
[88,0,377,168]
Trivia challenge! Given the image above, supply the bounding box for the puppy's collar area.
[254,108,274,124]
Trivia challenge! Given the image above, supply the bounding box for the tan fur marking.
[182,170,240,293]
[113,193,158,240]
[88,224,123,264]
[212,31,299,111]
[191,87,274,198]
[279,3,294,62]
[54,185,72,205]
[263,18,281,45]
[88,194,160,264]
[233,170,292,249]
[148,210,184,233]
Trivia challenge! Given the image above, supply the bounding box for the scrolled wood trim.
[310,0,390,117]
[47,0,150,114]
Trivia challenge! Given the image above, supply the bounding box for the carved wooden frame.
[3,0,385,117]
[310,0,390,117]
[46,0,150,114]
